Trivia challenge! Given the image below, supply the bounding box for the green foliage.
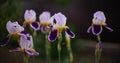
[0,0,22,45]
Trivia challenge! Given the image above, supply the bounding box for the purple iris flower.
[87,11,113,35]
[39,11,54,33]
[23,9,40,31]
[1,21,27,46]
[48,13,75,42]
[10,34,39,56]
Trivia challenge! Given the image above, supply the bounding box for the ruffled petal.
[30,22,40,31]
[25,49,39,56]
[48,29,58,42]
[93,11,106,22]
[65,28,75,38]
[92,25,103,35]
[6,21,24,34]
[39,11,51,22]
[54,13,66,26]
[24,10,36,21]
[1,35,11,47]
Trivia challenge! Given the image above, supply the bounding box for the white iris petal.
[24,9,36,22]
[39,11,51,23]
[20,34,33,49]
[54,12,66,27]
[93,11,106,22]
[6,21,24,34]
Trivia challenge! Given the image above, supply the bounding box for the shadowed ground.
[0,39,120,63]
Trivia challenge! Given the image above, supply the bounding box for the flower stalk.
[66,33,73,63]
[95,35,102,63]
[45,33,51,63]
[57,33,62,63]
[24,54,30,63]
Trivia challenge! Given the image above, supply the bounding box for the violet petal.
[48,29,58,42]
[92,25,102,35]
[9,48,21,52]
[30,22,40,31]
[40,26,46,33]
[105,26,113,32]
[1,35,11,47]
[20,31,29,35]
[87,26,92,33]
[65,28,75,38]
[25,49,39,56]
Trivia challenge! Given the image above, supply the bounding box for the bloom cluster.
[1,9,75,56]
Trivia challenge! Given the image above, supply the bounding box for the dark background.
[0,0,120,63]
[22,0,120,43]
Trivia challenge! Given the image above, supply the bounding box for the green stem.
[66,34,73,63]
[57,33,62,63]
[97,35,101,42]
[95,35,102,63]
[45,34,51,63]
[24,54,29,63]
[32,31,37,63]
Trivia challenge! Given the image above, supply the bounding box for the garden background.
[0,0,120,63]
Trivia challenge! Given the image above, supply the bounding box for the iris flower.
[10,34,39,56]
[1,21,26,46]
[23,9,40,31]
[39,11,53,33]
[48,13,75,42]
[87,11,113,35]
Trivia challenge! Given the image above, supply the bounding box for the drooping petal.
[54,13,66,26]
[40,26,46,33]
[92,25,103,35]
[48,29,58,42]
[30,22,40,31]
[1,35,11,47]
[105,26,113,32]
[65,28,75,38]
[93,11,106,22]
[24,10,36,22]
[39,11,51,22]
[25,49,39,56]
[87,26,92,33]
[19,31,29,36]
[9,48,21,52]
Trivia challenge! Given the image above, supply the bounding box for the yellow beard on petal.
[53,25,66,33]
[25,20,35,25]
[40,21,51,26]
[11,33,20,38]
[24,21,31,25]
[92,20,107,26]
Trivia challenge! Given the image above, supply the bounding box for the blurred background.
[0,0,120,63]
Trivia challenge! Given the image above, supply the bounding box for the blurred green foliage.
[0,0,23,46]
[0,0,78,63]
